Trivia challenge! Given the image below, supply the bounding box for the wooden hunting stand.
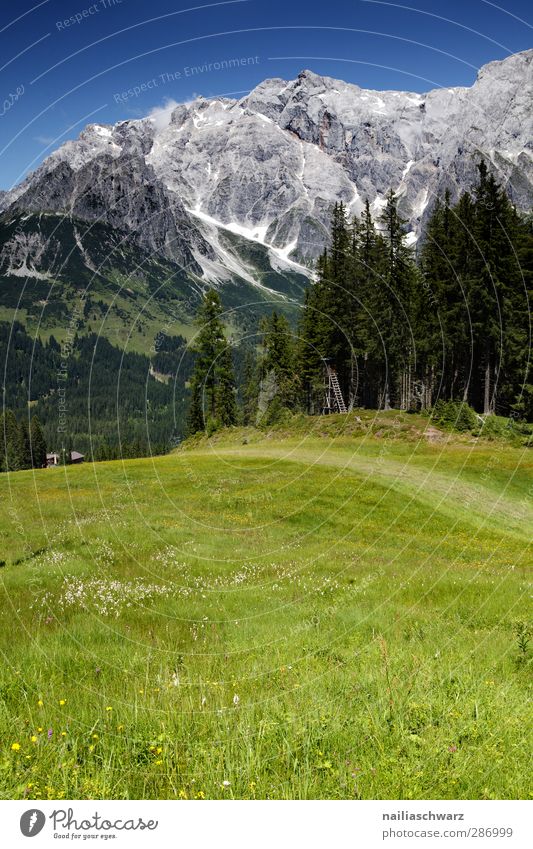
[323,362,347,414]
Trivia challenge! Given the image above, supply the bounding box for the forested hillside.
[298,163,532,420]
[2,165,532,471]
[0,321,194,460]
[185,165,532,435]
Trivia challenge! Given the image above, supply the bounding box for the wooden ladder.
[327,366,347,413]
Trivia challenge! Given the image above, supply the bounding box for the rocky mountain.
[0,49,531,315]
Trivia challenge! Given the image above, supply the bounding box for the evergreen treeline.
[0,321,195,464]
[2,165,531,462]
[0,411,46,472]
[186,290,238,435]
[185,292,302,434]
[187,165,532,433]
[299,164,532,418]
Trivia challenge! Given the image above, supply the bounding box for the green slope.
[0,212,308,353]
[0,420,531,799]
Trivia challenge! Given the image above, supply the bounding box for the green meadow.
[0,412,531,800]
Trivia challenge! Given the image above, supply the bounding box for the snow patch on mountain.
[188,206,309,280]
[1,49,531,282]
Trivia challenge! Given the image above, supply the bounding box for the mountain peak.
[1,51,531,275]
[475,46,532,83]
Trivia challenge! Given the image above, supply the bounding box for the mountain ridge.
[1,49,531,293]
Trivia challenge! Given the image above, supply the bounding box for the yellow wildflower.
[59,699,66,706]
[11,742,21,752]
[37,699,44,707]
[30,736,37,743]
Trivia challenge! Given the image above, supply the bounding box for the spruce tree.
[510,212,533,420]
[186,290,226,433]
[241,345,260,425]
[352,200,389,407]
[298,257,330,412]
[379,190,418,409]
[298,203,360,406]
[185,289,237,434]
[419,190,466,406]
[29,415,47,468]
[323,202,356,401]
[2,410,22,471]
[471,162,528,415]
[260,312,298,409]
[298,174,532,420]
[17,422,32,470]
[216,343,238,427]
[186,378,204,436]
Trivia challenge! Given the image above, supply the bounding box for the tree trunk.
[483,357,491,415]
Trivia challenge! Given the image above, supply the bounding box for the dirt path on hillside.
[185,441,533,544]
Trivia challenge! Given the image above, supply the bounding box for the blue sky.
[0,0,531,189]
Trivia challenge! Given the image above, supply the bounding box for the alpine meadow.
[1,414,532,800]
[0,3,532,814]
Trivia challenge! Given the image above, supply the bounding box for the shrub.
[431,400,478,432]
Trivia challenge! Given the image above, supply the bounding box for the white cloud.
[146,98,180,132]
[34,135,56,146]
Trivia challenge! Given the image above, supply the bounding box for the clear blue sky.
[0,0,531,189]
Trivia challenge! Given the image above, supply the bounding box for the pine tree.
[185,289,237,434]
[260,312,298,407]
[379,190,418,409]
[298,203,360,406]
[2,410,22,471]
[298,258,330,412]
[193,290,226,422]
[17,422,32,470]
[509,212,533,420]
[0,412,9,472]
[323,202,357,401]
[241,345,260,425]
[472,162,528,415]
[419,190,465,406]
[186,378,204,436]
[351,200,389,408]
[216,343,238,427]
[29,415,47,468]
[418,163,532,417]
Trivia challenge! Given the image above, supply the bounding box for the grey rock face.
[2,50,531,275]
[0,229,55,279]
[9,149,212,274]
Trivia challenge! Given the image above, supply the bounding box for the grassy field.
[0,411,531,800]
